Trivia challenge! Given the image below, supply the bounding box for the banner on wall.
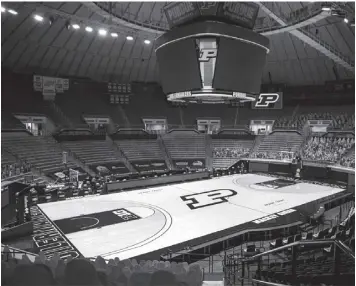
[55,78,64,93]
[63,79,69,90]
[251,93,283,109]
[33,75,69,99]
[173,158,206,170]
[89,162,130,175]
[42,76,56,98]
[131,160,167,172]
[33,75,43,91]
[107,83,132,94]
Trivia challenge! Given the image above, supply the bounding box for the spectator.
[302,136,354,163]
[250,151,294,161]
[2,252,205,286]
[150,270,177,286]
[274,111,354,131]
[1,161,32,180]
[64,258,101,286]
[9,263,56,286]
[213,147,250,159]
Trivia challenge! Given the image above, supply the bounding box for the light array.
[1,6,153,44]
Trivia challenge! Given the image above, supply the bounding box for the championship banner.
[163,2,201,28]
[173,159,206,170]
[42,76,56,100]
[56,78,64,93]
[107,83,132,94]
[217,2,259,30]
[131,160,167,173]
[63,79,69,90]
[34,75,68,95]
[89,162,130,175]
[251,92,283,109]
[33,75,43,91]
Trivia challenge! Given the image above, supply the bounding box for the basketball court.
[35,174,345,260]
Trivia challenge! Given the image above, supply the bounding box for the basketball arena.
[1,2,355,286]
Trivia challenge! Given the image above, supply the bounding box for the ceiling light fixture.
[111,32,118,38]
[8,9,17,15]
[98,29,107,36]
[72,24,80,29]
[85,26,93,32]
[34,14,44,22]
[144,39,151,44]
[344,18,349,23]
[1,6,6,13]
[126,35,134,41]
[321,7,331,11]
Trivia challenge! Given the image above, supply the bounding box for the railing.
[299,28,354,67]
[335,240,355,259]
[238,239,355,285]
[245,239,335,260]
[255,2,324,33]
[251,279,288,286]
[1,245,38,262]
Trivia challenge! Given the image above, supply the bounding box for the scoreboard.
[155,21,269,104]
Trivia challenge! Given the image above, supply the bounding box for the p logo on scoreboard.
[255,93,279,107]
[181,189,237,210]
[199,49,217,62]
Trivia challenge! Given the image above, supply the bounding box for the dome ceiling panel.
[1,2,354,85]
[307,18,354,57]
[289,34,308,59]
[58,2,82,15]
[282,33,300,60]
[44,2,64,10]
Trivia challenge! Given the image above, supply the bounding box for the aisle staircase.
[250,135,265,155]
[45,101,73,128]
[116,105,130,127]
[158,135,173,169]
[107,135,136,173]
[205,135,213,170]
[47,136,96,177]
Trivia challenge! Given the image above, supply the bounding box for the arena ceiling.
[1,2,355,86]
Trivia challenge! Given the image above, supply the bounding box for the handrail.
[251,279,289,286]
[245,238,355,262]
[246,239,335,260]
[335,240,355,259]
[1,244,38,262]
[298,28,354,66]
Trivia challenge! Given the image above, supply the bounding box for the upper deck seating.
[274,106,355,130]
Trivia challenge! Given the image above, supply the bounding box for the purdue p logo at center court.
[181,189,238,210]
